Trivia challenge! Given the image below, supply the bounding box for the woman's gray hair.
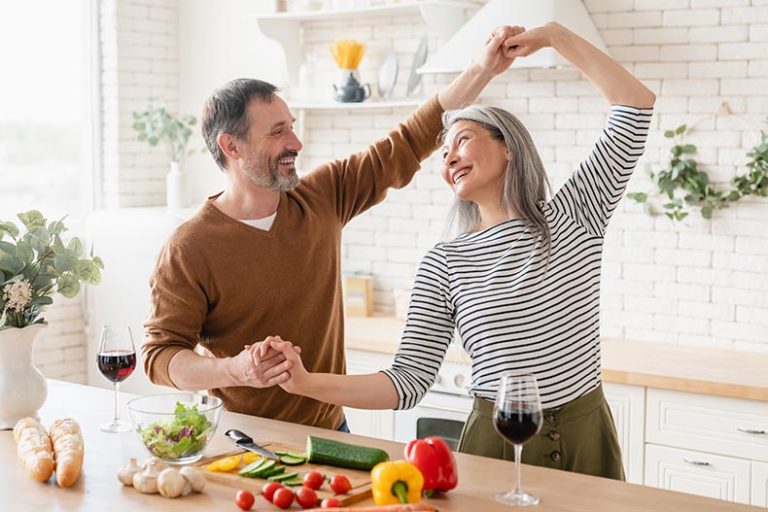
[441,105,552,260]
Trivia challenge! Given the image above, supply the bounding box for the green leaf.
[664,130,675,138]
[57,274,80,298]
[53,252,78,273]
[682,144,697,154]
[67,237,84,258]
[17,210,47,230]
[93,256,105,270]
[701,205,713,219]
[15,240,34,266]
[0,221,19,239]
[627,192,648,203]
[0,241,17,257]
[30,296,54,306]
[675,124,687,135]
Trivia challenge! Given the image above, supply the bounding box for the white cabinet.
[603,382,645,484]
[752,461,768,507]
[646,388,768,462]
[343,349,394,440]
[644,444,751,504]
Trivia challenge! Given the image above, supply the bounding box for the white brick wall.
[304,0,768,351]
[45,0,765,386]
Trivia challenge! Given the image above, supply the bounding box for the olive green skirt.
[457,384,625,481]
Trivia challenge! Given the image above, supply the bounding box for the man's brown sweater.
[142,97,444,429]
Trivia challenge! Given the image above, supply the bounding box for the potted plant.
[0,211,103,428]
[132,101,198,208]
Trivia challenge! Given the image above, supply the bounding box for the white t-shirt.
[239,212,277,231]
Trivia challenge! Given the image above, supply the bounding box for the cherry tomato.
[303,470,325,490]
[329,474,352,495]
[295,486,319,509]
[321,497,342,508]
[262,481,283,502]
[272,487,295,510]
[235,489,255,511]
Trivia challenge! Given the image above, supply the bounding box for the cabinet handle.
[682,458,711,467]
[737,427,767,435]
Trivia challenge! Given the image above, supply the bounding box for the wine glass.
[493,373,543,506]
[96,325,137,433]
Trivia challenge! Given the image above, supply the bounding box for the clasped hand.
[230,335,300,388]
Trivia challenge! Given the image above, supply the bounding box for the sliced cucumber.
[248,459,276,478]
[267,471,299,482]
[279,455,306,465]
[306,436,389,471]
[239,459,269,476]
[275,450,307,458]
[281,477,305,487]
[260,465,285,478]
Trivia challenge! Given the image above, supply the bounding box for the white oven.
[392,360,474,450]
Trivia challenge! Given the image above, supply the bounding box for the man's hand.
[227,335,300,388]
[270,339,311,395]
[478,25,526,76]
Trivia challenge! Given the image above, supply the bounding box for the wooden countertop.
[345,315,768,402]
[1,380,762,511]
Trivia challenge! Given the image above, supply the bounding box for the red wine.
[494,409,542,444]
[97,350,136,383]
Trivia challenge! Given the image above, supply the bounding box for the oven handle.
[415,403,470,415]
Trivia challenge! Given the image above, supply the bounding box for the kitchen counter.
[345,315,768,402]
[1,380,763,511]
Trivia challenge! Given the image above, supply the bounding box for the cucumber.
[248,459,276,477]
[238,459,269,476]
[275,450,306,458]
[306,436,389,471]
[279,455,306,466]
[259,465,285,478]
[267,471,299,482]
[281,477,304,487]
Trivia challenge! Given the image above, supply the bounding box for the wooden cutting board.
[195,442,373,506]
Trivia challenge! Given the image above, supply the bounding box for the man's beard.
[244,150,299,191]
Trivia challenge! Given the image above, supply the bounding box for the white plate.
[407,35,428,97]
[377,51,399,99]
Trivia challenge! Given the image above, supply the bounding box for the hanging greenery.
[628,121,768,220]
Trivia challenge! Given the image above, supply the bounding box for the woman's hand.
[478,25,526,76]
[269,339,311,395]
[500,22,560,59]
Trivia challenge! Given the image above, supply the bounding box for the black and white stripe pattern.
[381,105,653,409]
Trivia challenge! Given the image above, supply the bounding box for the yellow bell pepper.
[206,454,242,472]
[371,460,424,505]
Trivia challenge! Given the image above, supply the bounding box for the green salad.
[138,402,213,459]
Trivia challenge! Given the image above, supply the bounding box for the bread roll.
[49,417,84,488]
[13,417,55,482]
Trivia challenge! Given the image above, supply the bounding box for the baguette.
[13,417,55,482]
[49,417,84,488]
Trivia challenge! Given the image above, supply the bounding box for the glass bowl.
[127,392,223,464]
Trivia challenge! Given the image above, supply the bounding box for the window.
[0,0,94,221]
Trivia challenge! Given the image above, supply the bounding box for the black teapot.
[333,70,371,103]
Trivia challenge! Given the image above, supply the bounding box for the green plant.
[629,122,768,220]
[132,101,198,163]
[0,211,103,329]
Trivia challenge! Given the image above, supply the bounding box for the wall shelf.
[257,1,476,84]
[289,99,423,110]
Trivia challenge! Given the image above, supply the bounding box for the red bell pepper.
[404,436,458,494]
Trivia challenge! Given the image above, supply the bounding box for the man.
[142,26,522,430]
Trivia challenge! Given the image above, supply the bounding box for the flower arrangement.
[0,211,103,330]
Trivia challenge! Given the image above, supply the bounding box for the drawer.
[645,444,750,504]
[753,461,768,507]
[646,388,768,461]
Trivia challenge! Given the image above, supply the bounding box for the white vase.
[0,324,48,429]
[166,161,187,209]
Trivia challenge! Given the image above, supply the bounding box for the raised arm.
[505,22,656,108]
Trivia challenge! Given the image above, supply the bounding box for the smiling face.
[440,120,510,205]
[238,96,303,191]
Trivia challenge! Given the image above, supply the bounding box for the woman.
[271,21,655,479]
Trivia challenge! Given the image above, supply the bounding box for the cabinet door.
[344,349,394,440]
[645,444,750,504]
[603,382,645,484]
[752,461,768,507]
[646,388,768,461]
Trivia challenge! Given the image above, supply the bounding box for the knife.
[224,429,279,460]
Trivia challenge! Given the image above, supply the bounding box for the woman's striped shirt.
[381,105,654,409]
